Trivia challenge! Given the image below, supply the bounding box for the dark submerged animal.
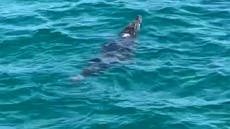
[72,15,142,80]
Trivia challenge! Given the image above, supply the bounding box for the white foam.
[122,33,131,38]
[70,75,85,81]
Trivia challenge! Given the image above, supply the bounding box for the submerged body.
[72,15,142,80]
[81,38,135,77]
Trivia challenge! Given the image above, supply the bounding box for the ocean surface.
[0,0,230,129]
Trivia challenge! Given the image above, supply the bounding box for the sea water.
[0,0,230,129]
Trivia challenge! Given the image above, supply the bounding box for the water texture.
[0,0,230,129]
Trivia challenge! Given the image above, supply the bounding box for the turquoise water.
[1,0,230,129]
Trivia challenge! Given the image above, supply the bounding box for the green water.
[0,0,230,129]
